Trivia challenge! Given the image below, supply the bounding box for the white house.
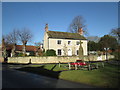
[43,24,88,56]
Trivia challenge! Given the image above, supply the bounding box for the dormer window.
[57,40,61,44]
[68,41,71,45]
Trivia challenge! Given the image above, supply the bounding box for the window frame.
[68,41,71,45]
[57,40,61,45]
[76,41,80,45]
[76,50,79,55]
[58,49,62,56]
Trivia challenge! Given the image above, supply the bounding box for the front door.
[68,48,72,56]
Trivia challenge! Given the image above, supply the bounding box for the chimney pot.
[45,23,48,32]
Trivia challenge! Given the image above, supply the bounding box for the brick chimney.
[45,23,48,32]
[78,28,83,35]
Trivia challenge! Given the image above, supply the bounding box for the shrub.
[29,51,35,56]
[45,49,56,56]
[113,51,120,60]
[16,53,27,57]
[16,53,24,57]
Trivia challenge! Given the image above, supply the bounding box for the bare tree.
[68,15,88,35]
[35,42,42,47]
[2,35,8,45]
[34,42,43,56]
[7,29,18,44]
[3,29,19,57]
[18,28,33,55]
[2,37,8,59]
[3,29,19,44]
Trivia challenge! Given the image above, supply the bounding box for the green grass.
[17,62,120,88]
[59,64,119,88]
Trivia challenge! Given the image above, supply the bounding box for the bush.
[16,53,27,57]
[113,51,120,60]
[29,51,35,56]
[45,49,56,56]
[16,53,24,57]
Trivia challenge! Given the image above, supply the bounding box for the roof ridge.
[48,30,78,34]
[16,45,36,47]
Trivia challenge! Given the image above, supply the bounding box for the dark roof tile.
[47,31,87,40]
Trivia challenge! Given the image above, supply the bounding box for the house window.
[58,49,62,55]
[76,50,79,55]
[76,41,80,45]
[68,41,71,45]
[57,40,61,44]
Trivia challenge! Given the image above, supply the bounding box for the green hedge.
[16,53,27,57]
[45,49,56,56]
[113,52,120,60]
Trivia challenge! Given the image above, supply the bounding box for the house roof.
[47,31,87,40]
[2,44,39,52]
[16,45,37,52]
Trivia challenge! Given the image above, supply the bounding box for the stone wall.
[8,55,114,64]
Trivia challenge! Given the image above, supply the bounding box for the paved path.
[2,64,96,88]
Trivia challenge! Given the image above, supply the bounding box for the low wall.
[8,55,114,64]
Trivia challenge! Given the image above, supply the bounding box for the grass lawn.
[17,62,120,88]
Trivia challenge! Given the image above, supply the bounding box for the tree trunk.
[11,44,16,57]
[3,47,7,58]
[23,44,26,55]
[22,41,27,55]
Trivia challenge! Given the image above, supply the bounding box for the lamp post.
[104,47,109,61]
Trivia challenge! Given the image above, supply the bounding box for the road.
[2,64,96,88]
